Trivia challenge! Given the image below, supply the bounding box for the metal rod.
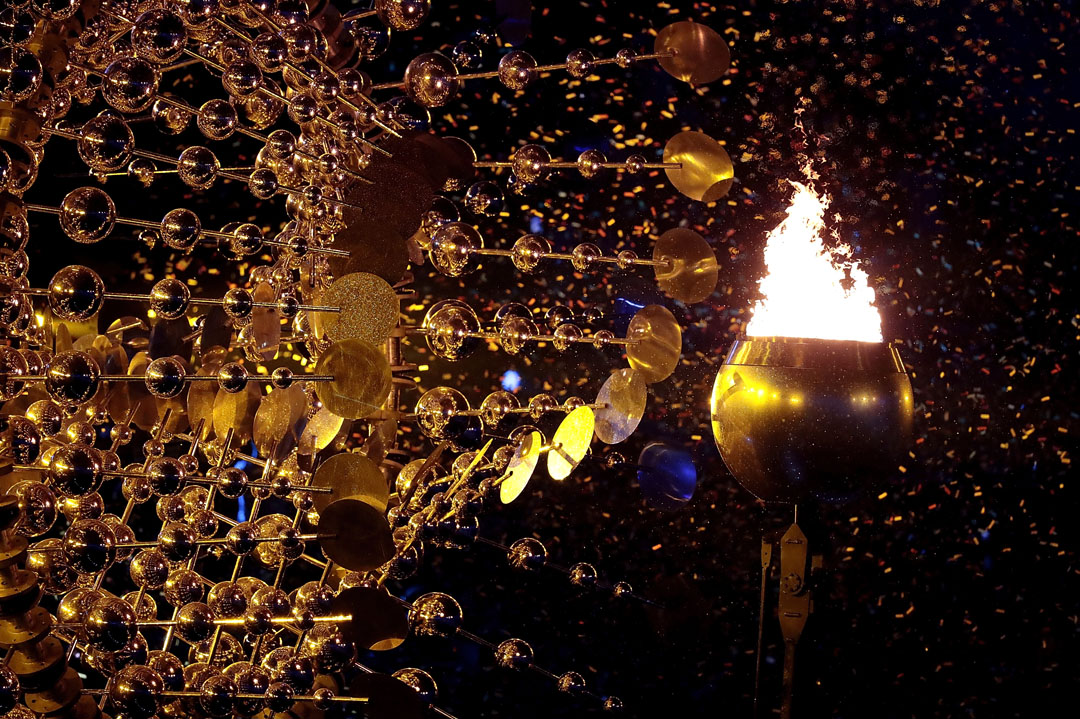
[371,50,675,91]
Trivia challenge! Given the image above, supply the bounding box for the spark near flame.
[745,176,884,343]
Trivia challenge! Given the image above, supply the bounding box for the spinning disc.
[212,382,260,442]
[663,131,734,202]
[311,451,389,513]
[653,228,718,304]
[297,406,345,456]
[547,406,595,480]
[330,228,410,286]
[331,586,408,651]
[314,339,392,419]
[655,21,731,85]
[594,369,648,444]
[185,368,218,441]
[348,673,424,719]
[315,272,399,346]
[626,305,682,384]
[253,385,306,456]
[317,498,395,572]
[500,430,542,504]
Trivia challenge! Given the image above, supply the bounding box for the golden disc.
[594,368,648,444]
[102,341,127,375]
[198,306,234,354]
[317,497,395,572]
[297,406,345,456]
[547,406,595,480]
[155,394,188,435]
[348,673,424,719]
[340,147,433,240]
[184,380,216,441]
[212,381,261,443]
[314,339,392,419]
[331,586,408,651]
[626,305,682,384]
[655,20,731,85]
[653,227,719,304]
[663,131,734,203]
[311,452,389,514]
[398,443,447,501]
[184,355,224,441]
[499,430,541,504]
[253,385,306,456]
[315,272,399,346]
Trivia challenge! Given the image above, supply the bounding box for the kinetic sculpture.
[0,2,732,716]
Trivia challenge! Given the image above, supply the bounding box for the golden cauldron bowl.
[710,337,914,503]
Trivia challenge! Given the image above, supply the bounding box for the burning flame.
[745,177,883,343]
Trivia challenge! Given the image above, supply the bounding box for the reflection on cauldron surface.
[711,337,913,503]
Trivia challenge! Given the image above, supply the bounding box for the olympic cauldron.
[710,337,913,503]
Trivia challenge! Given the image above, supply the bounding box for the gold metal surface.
[314,339,392,419]
[185,366,220,441]
[547,406,595,480]
[663,131,734,202]
[626,305,682,384]
[318,497,395,572]
[348,673,424,719]
[212,382,261,443]
[252,385,306,456]
[332,586,408,651]
[329,232,410,285]
[23,667,83,714]
[316,272,399,345]
[0,606,51,646]
[725,335,905,372]
[655,20,731,85]
[311,451,390,513]
[297,405,346,456]
[500,430,542,504]
[653,228,718,304]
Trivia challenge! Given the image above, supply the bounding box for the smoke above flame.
[745,176,884,343]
